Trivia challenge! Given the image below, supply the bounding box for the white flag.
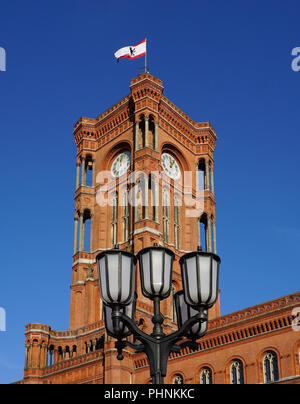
[114,39,146,61]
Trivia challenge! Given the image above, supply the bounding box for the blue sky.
[0,0,300,384]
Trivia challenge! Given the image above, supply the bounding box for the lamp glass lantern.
[180,251,221,308]
[174,290,208,339]
[96,249,137,307]
[137,245,175,300]
[103,293,137,339]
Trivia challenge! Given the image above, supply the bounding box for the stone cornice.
[209,292,300,330]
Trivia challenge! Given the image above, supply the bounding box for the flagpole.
[145,37,147,73]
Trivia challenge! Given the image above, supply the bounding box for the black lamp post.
[96,245,221,385]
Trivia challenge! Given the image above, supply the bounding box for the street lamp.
[96,245,221,385]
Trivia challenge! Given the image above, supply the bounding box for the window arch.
[200,367,213,384]
[198,213,208,251]
[138,114,145,148]
[198,159,206,191]
[263,351,279,383]
[172,374,184,384]
[230,360,244,384]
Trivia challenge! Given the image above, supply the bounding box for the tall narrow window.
[198,214,208,251]
[198,159,205,191]
[263,351,279,383]
[149,115,155,149]
[151,173,159,221]
[139,115,145,148]
[163,188,169,243]
[174,195,180,249]
[111,192,118,247]
[200,368,213,384]
[122,186,130,242]
[85,157,94,187]
[230,360,244,384]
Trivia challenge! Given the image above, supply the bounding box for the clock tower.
[70,72,219,333]
[18,73,300,386]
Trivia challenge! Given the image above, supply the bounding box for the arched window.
[198,213,207,251]
[174,195,180,249]
[122,186,130,242]
[163,188,169,243]
[263,351,279,383]
[111,192,118,247]
[172,374,184,384]
[197,159,210,191]
[198,159,205,191]
[139,115,145,148]
[200,367,213,384]
[58,346,63,362]
[230,360,244,384]
[83,209,92,252]
[48,345,54,366]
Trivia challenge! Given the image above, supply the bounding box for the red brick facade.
[16,73,300,384]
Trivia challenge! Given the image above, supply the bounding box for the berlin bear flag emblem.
[114,39,146,62]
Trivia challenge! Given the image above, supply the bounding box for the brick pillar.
[135,121,140,151]
[207,216,212,252]
[92,160,96,187]
[205,160,210,190]
[81,157,86,186]
[90,214,93,252]
[79,213,84,251]
[212,221,217,254]
[154,121,159,151]
[210,165,215,195]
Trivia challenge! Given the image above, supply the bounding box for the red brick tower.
[70,72,219,334]
[18,73,299,385]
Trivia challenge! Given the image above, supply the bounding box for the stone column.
[44,345,48,368]
[207,216,212,252]
[145,115,149,148]
[37,343,41,369]
[73,217,78,255]
[81,219,86,251]
[205,160,210,190]
[24,344,29,369]
[144,177,149,219]
[81,157,86,186]
[90,214,93,252]
[135,121,140,151]
[76,162,80,190]
[29,343,33,368]
[79,214,84,251]
[154,121,159,151]
[212,221,217,254]
[49,350,53,366]
[210,165,215,195]
[92,160,96,187]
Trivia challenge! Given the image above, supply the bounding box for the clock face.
[161,153,181,180]
[111,152,131,177]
